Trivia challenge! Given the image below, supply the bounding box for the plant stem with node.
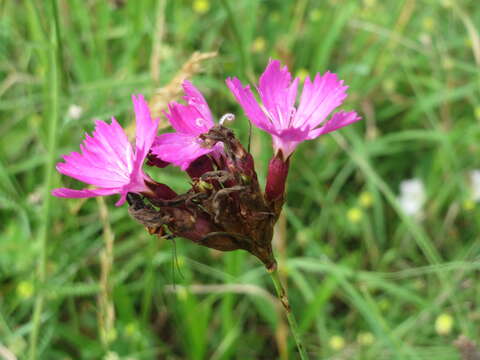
[268,265,310,360]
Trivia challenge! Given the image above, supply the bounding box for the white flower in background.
[469,170,480,202]
[398,178,425,218]
[67,104,83,119]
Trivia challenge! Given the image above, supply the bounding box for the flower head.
[398,178,426,218]
[435,313,454,336]
[150,80,221,170]
[469,170,480,201]
[226,59,360,158]
[52,95,159,206]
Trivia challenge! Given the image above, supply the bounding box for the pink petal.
[90,119,133,173]
[52,187,120,198]
[132,94,159,160]
[151,133,215,171]
[271,136,300,159]
[182,80,214,128]
[307,111,361,139]
[226,77,272,133]
[54,112,151,204]
[56,119,136,188]
[164,102,210,135]
[131,95,159,178]
[257,59,299,130]
[293,72,349,130]
[56,161,128,188]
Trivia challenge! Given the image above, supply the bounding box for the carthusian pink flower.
[52,95,160,206]
[226,59,360,159]
[150,80,222,171]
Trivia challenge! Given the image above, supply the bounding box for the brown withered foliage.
[128,125,281,270]
[149,51,217,125]
[126,51,217,137]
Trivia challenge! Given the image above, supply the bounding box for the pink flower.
[52,95,159,206]
[226,59,360,158]
[150,80,221,171]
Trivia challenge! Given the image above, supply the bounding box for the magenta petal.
[165,102,211,135]
[307,111,361,139]
[151,133,215,171]
[52,187,120,198]
[131,94,159,179]
[182,80,214,128]
[257,59,299,130]
[163,81,214,136]
[271,136,300,159]
[226,77,272,133]
[293,72,349,130]
[53,96,157,204]
[56,119,136,188]
[132,94,159,160]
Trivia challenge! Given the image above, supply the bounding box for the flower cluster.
[53,59,360,269]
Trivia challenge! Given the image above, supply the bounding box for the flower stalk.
[268,267,310,360]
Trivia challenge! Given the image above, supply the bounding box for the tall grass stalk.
[28,0,60,358]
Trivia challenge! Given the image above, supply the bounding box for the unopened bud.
[265,153,289,202]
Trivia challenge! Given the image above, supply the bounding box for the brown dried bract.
[128,125,278,270]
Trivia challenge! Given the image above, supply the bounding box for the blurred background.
[1,0,480,359]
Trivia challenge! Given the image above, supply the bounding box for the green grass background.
[1,0,480,359]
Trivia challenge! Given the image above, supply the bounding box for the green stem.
[269,268,310,360]
[29,0,60,358]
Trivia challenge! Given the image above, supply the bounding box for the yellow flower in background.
[382,79,396,94]
[296,68,309,82]
[363,0,376,8]
[463,199,475,211]
[125,322,139,338]
[474,106,480,120]
[357,332,375,346]
[435,313,453,335]
[309,9,322,22]
[329,335,345,350]
[177,286,188,301]
[347,207,363,223]
[17,281,34,299]
[422,17,435,32]
[441,0,452,8]
[359,191,373,208]
[193,0,210,14]
[251,37,266,53]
